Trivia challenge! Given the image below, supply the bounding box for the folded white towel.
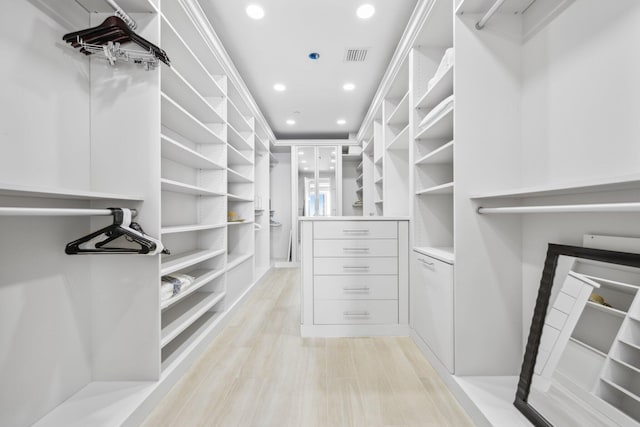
[160,273,196,301]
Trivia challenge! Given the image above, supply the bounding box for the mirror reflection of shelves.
[552,261,640,425]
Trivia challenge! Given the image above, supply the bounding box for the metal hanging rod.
[104,0,137,30]
[0,207,138,217]
[477,202,640,215]
[476,0,507,30]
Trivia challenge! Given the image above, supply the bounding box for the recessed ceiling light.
[286,119,295,125]
[337,119,346,125]
[298,150,304,155]
[331,159,336,163]
[274,83,286,92]
[343,83,355,91]
[356,4,375,19]
[246,4,265,20]
[304,167,309,170]
[300,160,307,163]
[330,166,335,169]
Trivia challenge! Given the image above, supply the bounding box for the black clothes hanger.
[65,208,169,255]
[63,16,170,66]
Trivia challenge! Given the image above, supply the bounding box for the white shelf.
[0,182,143,201]
[579,274,640,293]
[415,100,454,141]
[161,223,226,235]
[227,124,253,153]
[227,253,253,271]
[227,193,253,202]
[471,173,640,199]
[161,291,225,348]
[387,124,410,150]
[227,220,254,226]
[375,177,383,185]
[374,200,384,204]
[161,135,224,170]
[387,91,410,127]
[227,167,253,183]
[599,378,640,403]
[227,98,253,133]
[356,186,363,193]
[357,161,363,171]
[161,65,224,125]
[161,310,223,372]
[228,144,254,166]
[374,156,383,165]
[415,64,454,110]
[161,268,225,310]
[569,337,608,358]
[413,246,455,264]
[161,93,224,145]
[586,301,627,319]
[611,357,640,375]
[160,16,225,98]
[161,248,226,276]
[415,140,454,165]
[416,182,454,195]
[161,178,225,197]
[270,223,282,228]
[620,338,640,353]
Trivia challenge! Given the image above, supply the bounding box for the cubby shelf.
[415,101,454,141]
[227,193,253,202]
[375,156,383,165]
[161,248,226,276]
[161,291,225,348]
[161,223,226,235]
[387,91,410,127]
[357,161,363,171]
[227,98,253,133]
[569,337,608,358]
[414,246,455,264]
[415,140,454,165]
[161,135,224,170]
[161,93,225,145]
[161,310,223,372]
[0,182,143,201]
[228,144,254,166]
[227,220,254,226]
[227,168,253,183]
[416,182,454,195]
[161,178,225,197]
[415,64,453,110]
[599,378,640,403]
[160,16,226,98]
[387,124,410,150]
[227,124,253,152]
[161,65,224,125]
[227,253,253,271]
[586,301,627,319]
[161,268,226,310]
[375,177,384,185]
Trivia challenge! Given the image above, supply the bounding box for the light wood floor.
[143,268,474,427]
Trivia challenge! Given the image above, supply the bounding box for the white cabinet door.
[411,251,454,373]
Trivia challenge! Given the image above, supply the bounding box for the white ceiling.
[199,0,418,140]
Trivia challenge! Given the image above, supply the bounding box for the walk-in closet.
[2,0,640,426]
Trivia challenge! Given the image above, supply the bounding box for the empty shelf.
[227,253,253,271]
[161,135,224,169]
[161,179,225,197]
[227,220,254,226]
[161,291,225,347]
[227,193,253,202]
[375,177,383,184]
[161,223,226,235]
[161,268,226,310]
[161,93,224,145]
[415,98,454,141]
[227,98,253,133]
[416,182,454,195]
[413,246,455,264]
[227,125,253,152]
[387,124,410,150]
[0,182,143,201]
[357,161,363,171]
[415,140,454,165]
[161,248,226,276]
[227,168,253,183]
[586,301,627,318]
[387,91,410,127]
[228,144,254,166]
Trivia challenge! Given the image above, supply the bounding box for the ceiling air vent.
[344,48,368,62]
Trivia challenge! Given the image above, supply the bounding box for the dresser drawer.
[314,300,398,325]
[314,239,397,257]
[313,221,397,239]
[314,257,397,275]
[314,276,398,300]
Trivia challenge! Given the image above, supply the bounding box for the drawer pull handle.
[343,265,370,270]
[418,258,434,266]
[344,311,370,316]
[343,229,370,233]
[343,286,370,291]
[343,247,370,251]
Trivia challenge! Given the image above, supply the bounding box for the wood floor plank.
[142,268,474,427]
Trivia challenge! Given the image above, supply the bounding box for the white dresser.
[300,217,409,337]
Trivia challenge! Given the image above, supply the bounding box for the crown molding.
[355,0,436,143]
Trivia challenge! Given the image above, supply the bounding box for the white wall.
[270,152,292,261]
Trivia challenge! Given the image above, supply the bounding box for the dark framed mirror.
[516,243,640,427]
